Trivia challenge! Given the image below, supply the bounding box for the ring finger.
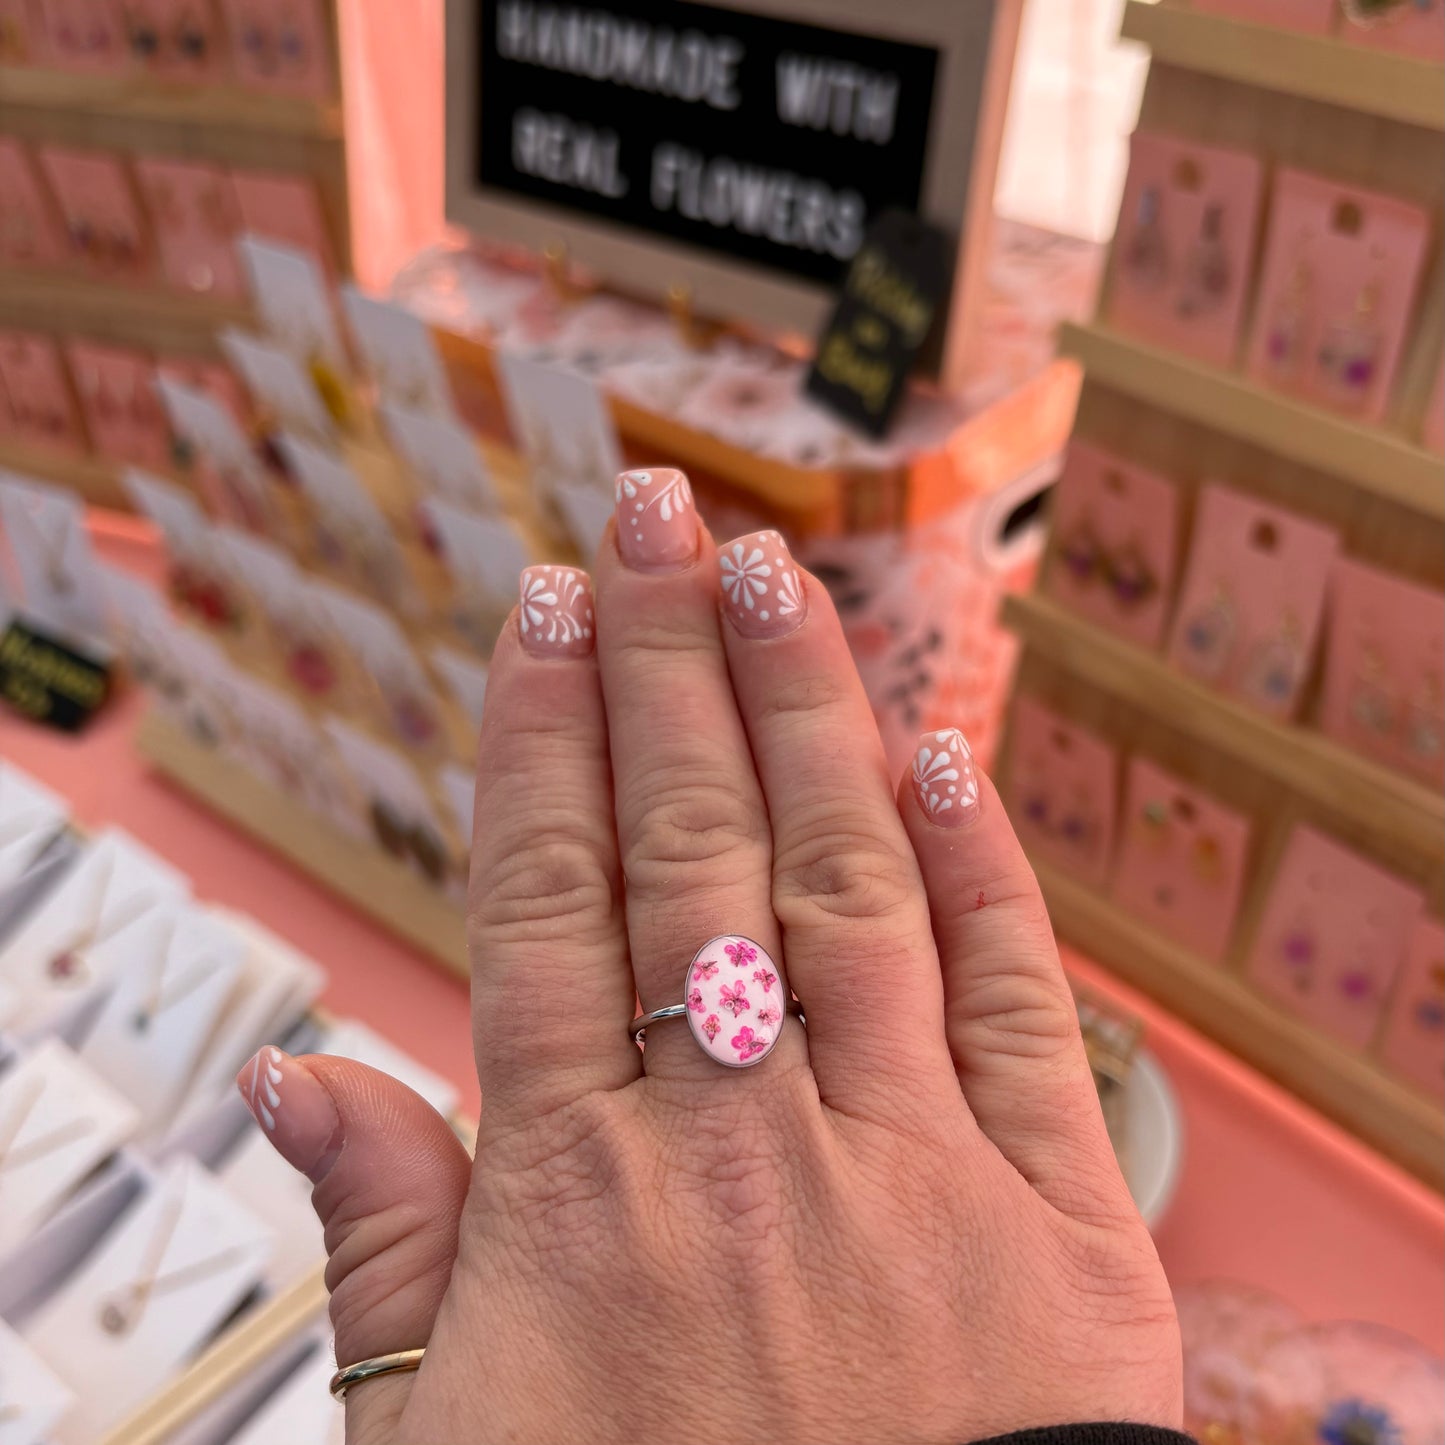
[595,470,802,1084]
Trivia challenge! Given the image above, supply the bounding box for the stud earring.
[1191,833,1224,884]
[1279,918,1316,994]
[1137,799,1172,853]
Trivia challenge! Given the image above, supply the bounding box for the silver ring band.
[630,997,804,1043]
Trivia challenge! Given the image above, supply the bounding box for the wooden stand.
[1001,1,1445,1189]
[136,711,468,979]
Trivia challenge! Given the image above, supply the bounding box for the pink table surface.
[3,517,1441,1357]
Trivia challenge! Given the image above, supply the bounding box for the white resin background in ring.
[683,935,785,1067]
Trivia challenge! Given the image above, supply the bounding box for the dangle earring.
[1122,185,1168,291]
[1102,537,1159,612]
[1278,914,1317,994]
[1405,664,1445,768]
[1177,203,1231,319]
[1239,611,1306,714]
[1348,640,1397,741]
[1178,584,1236,684]
[1056,516,1104,588]
[1264,254,1312,380]
[1318,272,1382,406]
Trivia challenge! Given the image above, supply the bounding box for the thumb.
[236,1047,471,1445]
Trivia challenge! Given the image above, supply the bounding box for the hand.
[240,471,1182,1445]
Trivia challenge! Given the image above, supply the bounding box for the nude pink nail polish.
[236,1047,344,1182]
[911,729,981,828]
[519,565,595,659]
[718,530,807,639]
[615,467,697,572]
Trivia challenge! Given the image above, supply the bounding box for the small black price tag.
[0,618,113,733]
[805,210,951,439]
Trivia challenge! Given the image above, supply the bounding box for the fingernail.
[236,1047,344,1182]
[911,728,980,829]
[615,467,698,572]
[718,530,807,639]
[519,565,595,659]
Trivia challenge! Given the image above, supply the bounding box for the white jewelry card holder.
[222,1327,341,1445]
[0,1039,141,1256]
[76,905,248,1138]
[0,476,110,646]
[495,351,623,502]
[153,378,279,540]
[0,765,73,944]
[146,626,243,753]
[121,470,216,575]
[238,237,348,377]
[21,1157,274,1444]
[309,580,439,717]
[342,287,456,421]
[421,496,532,609]
[380,401,500,515]
[437,763,476,864]
[315,1017,460,1119]
[0,829,191,1038]
[213,1127,324,1295]
[554,479,613,561]
[0,1315,74,1445]
[219,330,337,447]
[429,644,489,730]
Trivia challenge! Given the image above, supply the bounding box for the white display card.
[0,1040,141,1256]
[380,402,498,514]
[310,581,432,701]
[120,470,212,567]
[0,476,108,643]
[238,236,347,374]
[0,829,191,1035]
[0,764,68,895]
[429,645,489,729]
[496,352,622,497]
[219,330,334,445]
[23,1158,273,1444]
[77,905,247,1135]
[225,1332,341,1445]
[437,763,477,854]
[555,479,613,560]
[343,287,454,419]
[213,1126,324,1294]
[322,719,440,831]
[421,498,530,605]
[0,1314,75,1445]
[317,1018,459,1118]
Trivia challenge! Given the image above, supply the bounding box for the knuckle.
[470,835,616,945]
[622,772,768,888]
[950,956,1080,1061]
[773,827,921,929]
[754,668,851,728]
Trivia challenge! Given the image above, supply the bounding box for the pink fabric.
[1,514,1438,1357]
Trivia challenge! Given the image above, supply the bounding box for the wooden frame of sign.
[443,0,1023,391]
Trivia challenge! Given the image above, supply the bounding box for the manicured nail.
[911,729,980,828]
[615,467,697,572]
[718,530,807,639]
[236,1047,343,1182]
[519,565,595,659]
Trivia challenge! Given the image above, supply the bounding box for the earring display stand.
[999,1,1445,1189]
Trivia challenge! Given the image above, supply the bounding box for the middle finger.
[595,469,804,1084]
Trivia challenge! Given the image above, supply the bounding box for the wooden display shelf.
[1002,592,1445,864]
[0,268,248,355]
[0,438,131,508]
[136,711,468,978]
[1059,323,1445,521]
[1120,1,1445,130]
[1033,857,1445,1189]
[0,64,342,139]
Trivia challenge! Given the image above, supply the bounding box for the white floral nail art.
[244,1047,284,1131]
[520,566,595,657]
[912,729,979,826]
[616,468,696,569]
[719,530,807,637]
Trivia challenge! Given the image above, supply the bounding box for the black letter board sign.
[446,0,1023,390]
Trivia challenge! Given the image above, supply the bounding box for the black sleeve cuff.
[969,1425,1193,1445]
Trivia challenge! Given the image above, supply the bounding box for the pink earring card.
[230,170,337,278]
[1339,0,1445,60]
[67,340,171,472]
[1318,555,1444,788]
[1245,169,1431,425]
[1045,441,1182,651]
[1168,484,1340,722]
[0,139,65,269]
[0,330,87,456]
[1246,825,1423,1050]
[1379,915,1445,1102]
[220,0,334,100]
[38,145,153,280]
[1107,131,1266,369]
[1005,696,1120,889]
[1111,756,1253,963]
[121,0,228,81]
[40,0,128,72]
[134,158,245,299]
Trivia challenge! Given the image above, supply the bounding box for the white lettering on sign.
[775,54,900,145]
[650,144,865,260]
[513,109,630,197]
[497,3,743,111]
